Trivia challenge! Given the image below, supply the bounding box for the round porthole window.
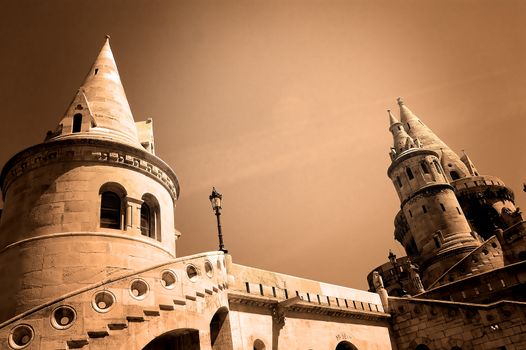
[186,265,199,282]
[51,305,76,330]
[130,279,149,300]
[205,261,214,278]
[8,324,34,349]
[161,270,177,289]
[92,290,116,313]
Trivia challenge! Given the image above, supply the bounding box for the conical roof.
[47,36,141,147]
[396,98,469,180]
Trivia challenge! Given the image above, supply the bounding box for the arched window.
[141,194,160,241]
[100,192,122,229]
[336,341,358,350]
[450,171,460,180]
[415,345,430,350]
[99,183,126,230]
[72,113,82,133]
[140,202,153,238]
[253,339,266,350]
[406,167,414,180]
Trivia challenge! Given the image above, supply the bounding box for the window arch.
[141,194,160,241]
[336,341,358,350]
[253,339,266,350]
[99,183,126,229]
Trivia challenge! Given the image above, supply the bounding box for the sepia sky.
[1,0,526,290]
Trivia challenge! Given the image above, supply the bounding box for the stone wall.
[388,296,526,350]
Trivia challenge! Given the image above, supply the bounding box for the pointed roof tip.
[397,97,404,106]
[105,34,111,40]
[388,109,400,126]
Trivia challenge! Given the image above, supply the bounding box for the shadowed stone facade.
[367,101,526,350]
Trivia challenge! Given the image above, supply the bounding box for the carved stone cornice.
[227,292,390,322]
[0,138,179,200]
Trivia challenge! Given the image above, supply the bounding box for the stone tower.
[387,99,481,286]
[0,37,180,323]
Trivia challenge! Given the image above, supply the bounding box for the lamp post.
[209,187,228,253]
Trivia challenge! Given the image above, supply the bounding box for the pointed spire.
[460,150,480,176]
[388,109,399,126]
[48,36,141,147]
[395,97,470,180]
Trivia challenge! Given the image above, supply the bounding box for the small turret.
[389,110,416,159]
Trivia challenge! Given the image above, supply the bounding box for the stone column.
[126,197,143,235]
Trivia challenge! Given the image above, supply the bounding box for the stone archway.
[142,328,200,350]
[335,340,358,350]
[210,306,233,350]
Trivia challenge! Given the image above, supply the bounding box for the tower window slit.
[433,235,441,248]
[422,205,427,214]
[408,210,412,217]
[72,113,82,133]
[406,167,414,180]
[440,203,446,211]
[456,207,461,215]
[421,162,430,174]
[94,68,99,75]
[396,176,403,188]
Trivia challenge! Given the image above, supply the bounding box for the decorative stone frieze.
[0,138,179,200]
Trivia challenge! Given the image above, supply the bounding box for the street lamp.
[209,187,228,253]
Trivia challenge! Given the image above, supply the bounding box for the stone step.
[126,315,145,322]
[87,330,109,338]
[143,309,160,317]
[67,339,89,348]
[108,322,128,331]
[159,304,175,311]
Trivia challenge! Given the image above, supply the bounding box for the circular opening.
[9,325,34,349]
[92,291,115,313]
[161,270,177,289]
[130,279,149,300]
[186,265,199,282]
[491,242,498,248]
[482,249,489,255]
[51,306,76,330]
[205,261,214,278]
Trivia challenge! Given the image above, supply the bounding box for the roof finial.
[105,34,111,40]
[388,109,399,126]
[397,97,404,106]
